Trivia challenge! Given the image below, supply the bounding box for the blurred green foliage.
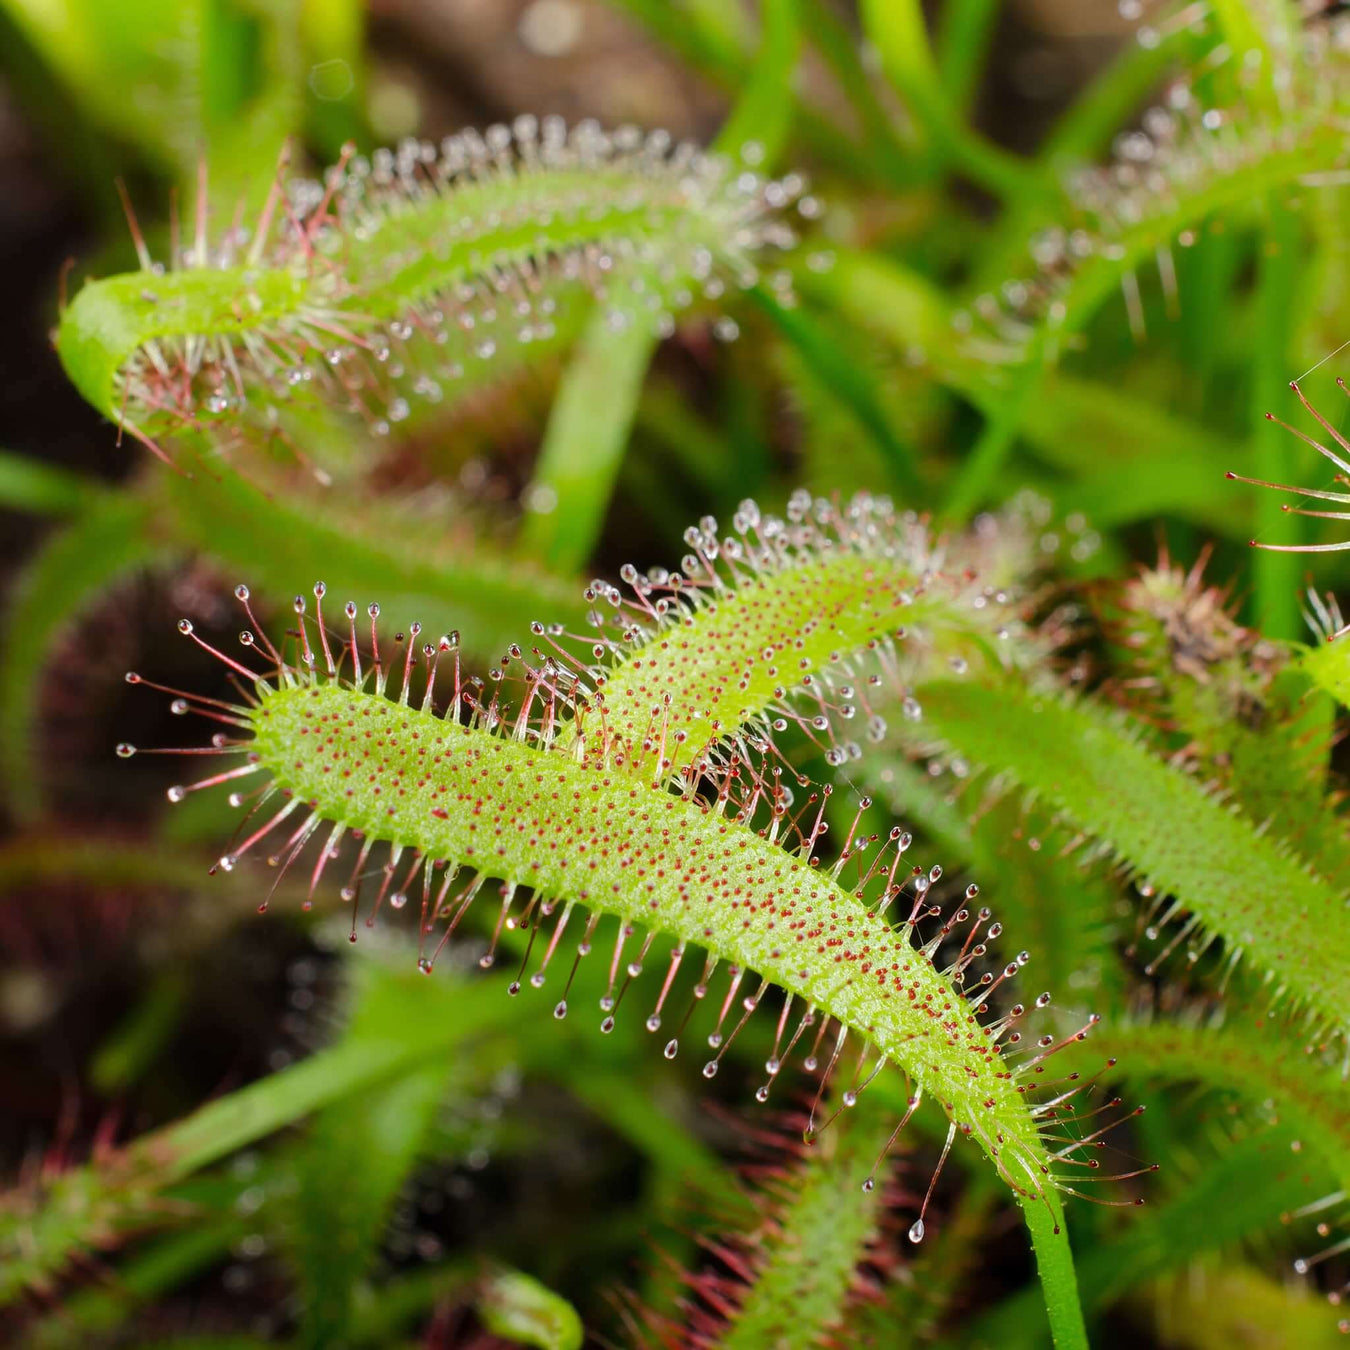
[3,1,1350,1346]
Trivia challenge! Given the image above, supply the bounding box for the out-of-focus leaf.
[477,1268,584,1350]
[0,451,100,517]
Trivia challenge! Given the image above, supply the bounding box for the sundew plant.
[4,1,1350,1346]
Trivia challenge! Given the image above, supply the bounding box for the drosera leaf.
[1101,554,1349,889]
[206,672,1062,1205]
[476,1268,584,1350]
[971,30,1350,360]
[125,590,1111,1344]
[124,498,1124,1347]
[56,118,809,464]
[912,677,1350,1038]
[630,1092,897,1349]
[716,1097,896,1350]
[571,490,1048,775]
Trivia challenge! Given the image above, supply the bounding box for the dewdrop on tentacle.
[57,119,815,466]
[122,548,1149,1226]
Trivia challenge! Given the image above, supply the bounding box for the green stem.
[938,0,999,120]
[1021,1197,1088,1350]
[1251,198,1304,639]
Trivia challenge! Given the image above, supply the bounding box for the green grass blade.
[714,0,800,167]
[859,0,1040,201]
[750,287,925,498]
[1250,199,1305,638]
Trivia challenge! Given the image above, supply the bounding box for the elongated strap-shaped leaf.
[580,491,1045,771]
[147,637,1089,1347]
[718,1099,892,1348]
[632,1093,893,1348]
[238,678,1050,1190]
[126,601,1097,1335]
[57,119,806,456]
[914,678,1350,1035]
[123,491,1102,1346]
[289,1063,453,1348]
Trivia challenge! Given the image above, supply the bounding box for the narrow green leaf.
[1251,200,1306,638]
[714,0,799,166]
[859,0,1039,201]
[89,973,190,1092]
[914,678,1350,1034]
[0,451,99,516]
[716,1096,893,1349]
[291,1063,453,1348]
[1077,1020,1350,1193]
[937,0,998,120]
[517,317,658,572]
